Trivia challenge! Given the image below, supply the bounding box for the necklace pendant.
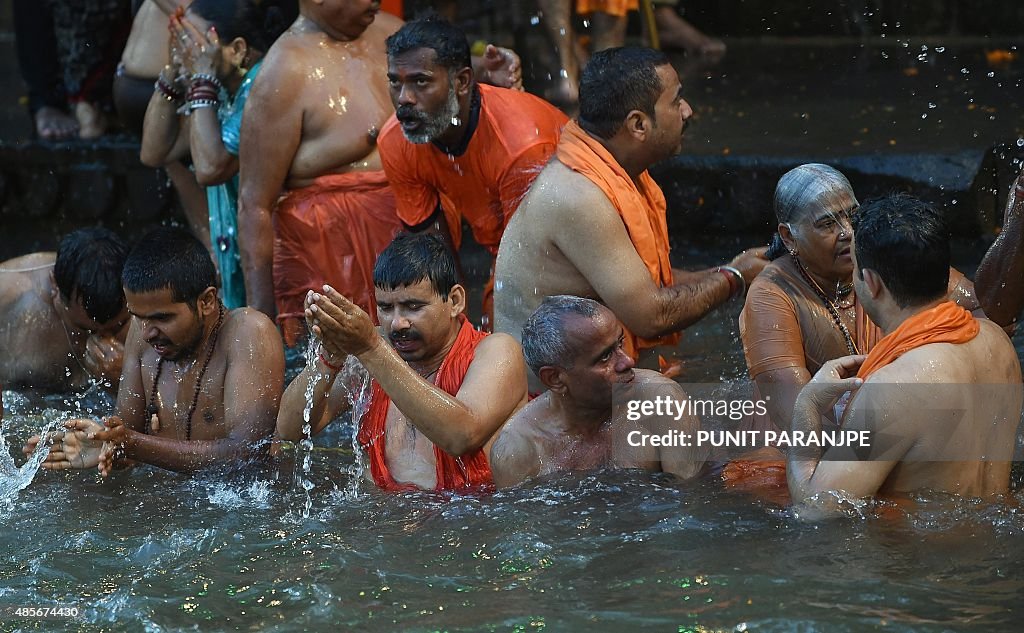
[150,413,160,433]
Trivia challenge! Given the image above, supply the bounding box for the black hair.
[578,46,671,140]
[385,13,472,72]
[373,232,457,300]
[122,227,217,305]
[853,193,949,308]
[188,0,297,54]
[53,227,129,324]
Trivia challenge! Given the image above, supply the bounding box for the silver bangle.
[718,265,746,299]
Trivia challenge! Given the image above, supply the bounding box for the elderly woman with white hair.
[738,164,977,431]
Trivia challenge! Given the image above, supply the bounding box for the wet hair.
[578,46,671,140]
[385,13,472,72]
[188,0,297,54]
[853,193,949,308]
[766,163,859,260]
[521,296,601,374]
[53,227,129,324]
[122,227,217,306]
[373,232,457,300]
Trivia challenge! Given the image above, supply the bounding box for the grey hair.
[774,163,858,224]
[522,295,602,374]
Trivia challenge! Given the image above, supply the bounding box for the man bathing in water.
[378,16,567,325]
[494,47,767,387]
[490,296,707,488]
[0,228,129,392]
[277,233,528,491]
[26,228,284,474]
[238,0,521,344]
[789,194,1022,504]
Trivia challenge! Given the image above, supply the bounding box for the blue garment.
[207,60,262,309]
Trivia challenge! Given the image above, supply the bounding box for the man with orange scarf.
[277,233,528,492]
[788,194,1022,506]
[494,47,766,391]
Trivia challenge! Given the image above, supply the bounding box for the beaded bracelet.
[187,99,220,112]
[190,72,224,91]
[155,75,184,102]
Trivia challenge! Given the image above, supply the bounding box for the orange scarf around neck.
[857,301,979,379]
[556,120,680,358]
[356,316,494,492]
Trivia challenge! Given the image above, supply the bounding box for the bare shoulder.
[252,32,312,92]
[223,307,280,344]
[474,332,524,360]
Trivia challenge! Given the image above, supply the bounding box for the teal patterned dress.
[208,60,262,309]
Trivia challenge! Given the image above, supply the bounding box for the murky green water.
[2,237,1023,632]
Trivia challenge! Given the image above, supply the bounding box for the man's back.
[495,160,620,344]
[855,318,1022,497]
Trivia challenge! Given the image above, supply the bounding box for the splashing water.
[337,356,371,500]
[0,416,60,518]
[297,340,320,518]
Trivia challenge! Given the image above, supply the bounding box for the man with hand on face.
[277,232,528,492]
[377,15,567,327]
[0,228,129,392]
[494,47,768,390]
[489,296,708,488]
[25,227,284,475]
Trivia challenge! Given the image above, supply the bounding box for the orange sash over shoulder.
[857,301,979,379]
[273,171,403,346]
[576,0,638,17]
[556,120,680,357]
[356,316,494,492]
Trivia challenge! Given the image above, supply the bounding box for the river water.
[2,238,1023,631]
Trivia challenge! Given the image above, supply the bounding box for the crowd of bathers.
[3,3,1023,511]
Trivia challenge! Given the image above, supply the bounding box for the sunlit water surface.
[1,238,1023,632]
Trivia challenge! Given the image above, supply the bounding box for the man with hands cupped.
[276,233,528,492]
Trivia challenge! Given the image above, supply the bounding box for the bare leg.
[589,11,628,52]
[536,0,579,109]
[654,6,726,57]
[165,161,212,254]
[74,102,108,140]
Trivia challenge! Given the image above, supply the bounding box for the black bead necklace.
[146,304,226,440]
[792,255,859,356]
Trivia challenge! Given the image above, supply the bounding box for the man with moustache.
[494,47,767,390]
[277,232,528,492]
[27,228,284,474]
[489,296,708,487]
[238,1,521,344]
[377,16,567,326]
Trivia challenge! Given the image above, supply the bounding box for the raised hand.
[24,419,105,470]
[730,246,770,285]
[480,45,523,91]
[308,285,380,357]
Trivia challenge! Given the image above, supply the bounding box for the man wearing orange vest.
[494,46,767,390]
[277,232,528,492]
[378,15,567,329]
[788,194,1022,507]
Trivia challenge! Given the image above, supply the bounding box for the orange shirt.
[378,83,568,254]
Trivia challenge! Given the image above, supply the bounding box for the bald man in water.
[238,0,521,344]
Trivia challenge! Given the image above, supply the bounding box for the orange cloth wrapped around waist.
[721,447,791,506]
[577,0,638,16]
[556,120,679,358]
[356,316,494,492]
[857,300,979,379]
[273,171,402,346]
